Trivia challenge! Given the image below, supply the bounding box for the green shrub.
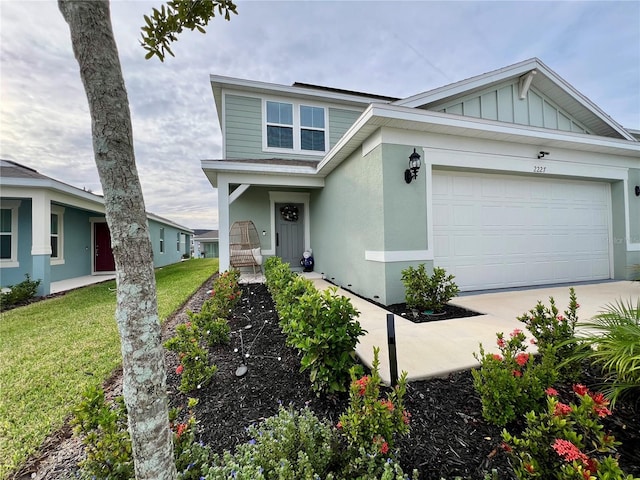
[564,299,640,405]
[518,288,581,381]
[286,286,365,394]
[203,406,418,480]
[264,258,366,394]
[0,274,41,311]
[263,256,296,298]
[208,269,242,316]
[204,406,340,479]
[502,384,633,479]
[338,347,410,476]
[400,265,459,313]
[73,388,211,480]
[472,328,557,426]
[165,322,217,393]
[71,385,134,480]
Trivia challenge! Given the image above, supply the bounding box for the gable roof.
[1,160,192,233]
[394,58,634,141]
[194,230,219,241]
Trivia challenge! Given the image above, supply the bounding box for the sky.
[1,1,639,230]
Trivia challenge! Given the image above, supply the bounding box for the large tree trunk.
[58,1,176,479]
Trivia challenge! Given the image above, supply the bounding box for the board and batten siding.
[432,82,590,134]
[224,94,364,159]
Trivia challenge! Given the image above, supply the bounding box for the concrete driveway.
[311,279,639,384]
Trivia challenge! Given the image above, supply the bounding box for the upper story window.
[264,100,327,154]
[50,206,65,265]
[0,201,20,267]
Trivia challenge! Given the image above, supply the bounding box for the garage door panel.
[433,172,611,291]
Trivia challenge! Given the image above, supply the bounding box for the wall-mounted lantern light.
[404,148,422,184]
[635,185,640,197]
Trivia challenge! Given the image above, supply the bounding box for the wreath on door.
[280,204,299,222]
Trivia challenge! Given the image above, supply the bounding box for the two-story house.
[201,58,640,306]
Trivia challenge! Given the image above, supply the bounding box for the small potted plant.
[401,264,459,314]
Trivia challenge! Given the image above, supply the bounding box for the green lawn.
[0,258,218,479]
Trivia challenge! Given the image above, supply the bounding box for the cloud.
[1,0,638,230]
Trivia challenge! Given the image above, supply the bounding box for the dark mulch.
[384,302,482,323]
[18,280,640,480]
[167,283,640,480]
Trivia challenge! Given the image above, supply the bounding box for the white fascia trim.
[1,177,105,206]
[365,250,433,263]
[218,172,324,189]
[201,160,318,177]
[395,58,539,107]
[211,74,389,106]
[317,104,376,172]
[371,105,640,154]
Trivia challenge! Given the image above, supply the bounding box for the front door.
[94,222,116,272]
[275,203,304,269]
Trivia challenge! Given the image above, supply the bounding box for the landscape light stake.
[386,313,398,386]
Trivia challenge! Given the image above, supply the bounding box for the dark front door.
[275,203,304,269]
[94,222,116,272]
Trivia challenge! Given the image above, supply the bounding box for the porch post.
[31,191,51,295]
[218,177,230,272]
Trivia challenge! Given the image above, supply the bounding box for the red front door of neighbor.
[94,222,116,272]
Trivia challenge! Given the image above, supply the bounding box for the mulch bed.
[170,283,640,480]
[384,302,481,323]
[17,279,640,480]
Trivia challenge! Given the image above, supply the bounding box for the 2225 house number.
[533,166,546,173]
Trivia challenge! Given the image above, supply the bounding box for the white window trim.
[50,205,65,266]
[262,98,329,156]
[0,200,21,268]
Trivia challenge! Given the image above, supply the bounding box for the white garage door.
[432,171,611,291]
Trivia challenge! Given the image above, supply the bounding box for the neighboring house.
[201,58,640,305]
[0,160,193,296]
[193,229,219,258]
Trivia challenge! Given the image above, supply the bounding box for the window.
[0,201,20,267]
[266,101,293,149]
[50,206,65,265]
[177,232,181,251]
[300,105,325,151]
[264,100,327,154]
[160,227,165,253]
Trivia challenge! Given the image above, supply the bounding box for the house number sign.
[533,166,547,173]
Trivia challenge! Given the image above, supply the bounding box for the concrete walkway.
[52,271,638,385]
[308,279,639,384]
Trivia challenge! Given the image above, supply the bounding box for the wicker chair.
[229,220,262,273]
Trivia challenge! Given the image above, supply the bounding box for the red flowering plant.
[502,384,634,479]
[207,269,242,315]
[472,328,558,426]
[164,321,217,393]
[517,287,581,381]
[338,347,410,477]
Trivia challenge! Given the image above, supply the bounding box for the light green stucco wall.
[310,142,430,305]
[311,143,386,301]
[229,186,274,251]
[224,94,365,160]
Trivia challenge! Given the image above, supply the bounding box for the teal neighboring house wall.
[0,160,192,296]
[203,58,640,305]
